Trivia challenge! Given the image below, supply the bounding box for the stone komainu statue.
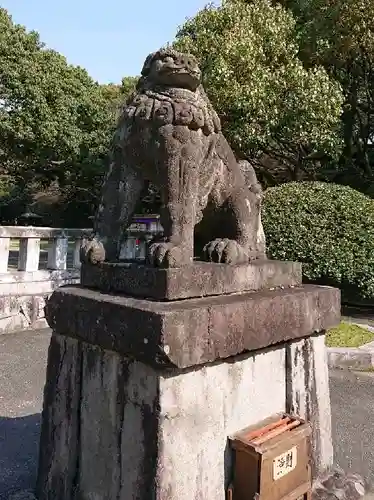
[81,48,266,268]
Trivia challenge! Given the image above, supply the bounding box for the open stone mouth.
[164,68,200,81]
[164,66,193,74]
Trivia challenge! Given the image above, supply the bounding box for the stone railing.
[0,217,162,334]
[0,226,90,294]
[0,226,91,334]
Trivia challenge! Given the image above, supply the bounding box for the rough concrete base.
[37,331,333,500]
[0,295,48,334]
[327,347,374,370]
[327,323,374,370]
[312,466,367,499]
[0,270,81,334]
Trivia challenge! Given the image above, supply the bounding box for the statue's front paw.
[203,238,251,264]
[147,242,187,268]
[80,238,106,265]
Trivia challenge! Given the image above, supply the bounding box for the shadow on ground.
[0,414,40,500]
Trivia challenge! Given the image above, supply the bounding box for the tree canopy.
[3,0,374,225]
[0,8,137,225]
[101,76,138,118]
[0,8,113,180]
[174,0,344,184]
[274,0,374,192]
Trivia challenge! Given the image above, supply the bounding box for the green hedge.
[262,181,374,302]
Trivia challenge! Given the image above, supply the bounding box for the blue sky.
[2,0,216,84]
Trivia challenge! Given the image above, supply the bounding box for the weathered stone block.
[0,294,48,334]
[45,284,340,369]
[80,259,302,300]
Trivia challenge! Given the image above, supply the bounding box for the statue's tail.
[238,160,262,195]
[238,160,267,258]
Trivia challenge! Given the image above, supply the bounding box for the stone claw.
[147,242,186,268]
[80,237,106,265]
[203,238,251,264]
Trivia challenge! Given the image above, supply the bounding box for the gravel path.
[0,329,50,499]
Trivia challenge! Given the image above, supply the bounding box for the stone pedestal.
[36,260,340,500]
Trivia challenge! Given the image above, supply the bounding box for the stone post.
[0,236,10,273]
[36,260,340,500]
[18,237,40,272]
[47,237,68,270]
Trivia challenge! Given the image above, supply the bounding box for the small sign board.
[273,446,297,480]
[128,223,147,233]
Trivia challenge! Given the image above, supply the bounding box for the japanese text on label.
[273,446,297,480]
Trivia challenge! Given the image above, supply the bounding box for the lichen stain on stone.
[293,343,302,368]
[84,343,101,377]
[228,358,245,392]
[294,390,301,415]
[115,357,129,498]
[301,338,313,421]
[140,400,159,498]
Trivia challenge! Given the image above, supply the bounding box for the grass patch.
[353,367,374,373]
[326,321,374,348]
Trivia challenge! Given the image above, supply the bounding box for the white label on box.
[273,446,297,480]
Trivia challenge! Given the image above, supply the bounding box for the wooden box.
[229,413,312,500]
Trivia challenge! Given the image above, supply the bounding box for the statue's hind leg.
[203,187,264,264]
